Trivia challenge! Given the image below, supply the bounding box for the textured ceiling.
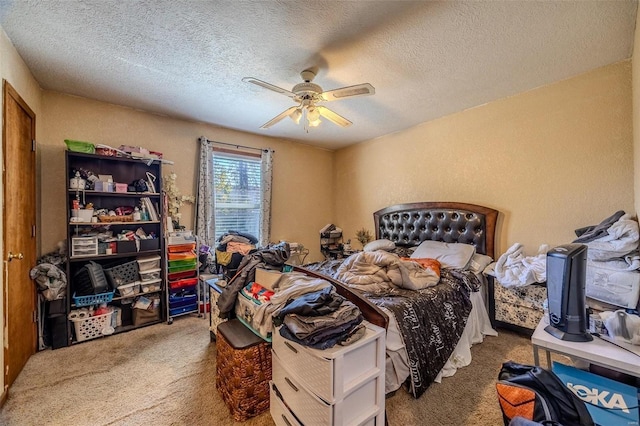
[0,1,637,150]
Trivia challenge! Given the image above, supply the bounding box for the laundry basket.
[69,311,113,342]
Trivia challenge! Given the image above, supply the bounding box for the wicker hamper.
[216,319,271,422]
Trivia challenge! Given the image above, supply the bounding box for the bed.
[294,201,499,398]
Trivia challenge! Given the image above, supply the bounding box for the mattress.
[585,261,640,309]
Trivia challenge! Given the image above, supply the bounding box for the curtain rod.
[202,137,273,153]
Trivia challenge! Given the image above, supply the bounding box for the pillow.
[410,240,476,269]
[363,239,396,252]
[468,253,493,274]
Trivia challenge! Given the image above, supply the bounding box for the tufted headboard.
[374,202,499,259]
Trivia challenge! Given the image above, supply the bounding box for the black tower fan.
[544,243,593,342]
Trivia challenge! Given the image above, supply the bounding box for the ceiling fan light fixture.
[307,107,320,122]
[289,108,302,124]
[308,117,322,127]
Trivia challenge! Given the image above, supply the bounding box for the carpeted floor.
[0,316,545,426]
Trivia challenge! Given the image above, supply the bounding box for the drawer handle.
[281,414,292,426]
[284,377,299,392]
[284,341,298,353]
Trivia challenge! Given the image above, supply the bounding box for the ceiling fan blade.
[260,106,299,129]
[320,83,375,102]
[317,106,353,127]
[242,77,297,99]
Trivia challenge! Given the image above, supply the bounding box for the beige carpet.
[0,317,546,426]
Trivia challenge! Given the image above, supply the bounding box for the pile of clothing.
[29,241,68,301]
[214,231,258,279]
[257,272,364,350]
[573,211,640,309]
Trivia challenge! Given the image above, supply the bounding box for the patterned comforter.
[304,259,478,398]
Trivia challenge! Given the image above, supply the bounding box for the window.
[212,150,262,242]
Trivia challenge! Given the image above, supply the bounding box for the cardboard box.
[255,268,282,291]
[553,362,639,426]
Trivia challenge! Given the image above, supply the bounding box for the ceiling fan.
[242,69,375,129]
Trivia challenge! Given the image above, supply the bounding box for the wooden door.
[3,81,37,389]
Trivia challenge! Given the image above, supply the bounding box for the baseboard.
[0,386,7,408]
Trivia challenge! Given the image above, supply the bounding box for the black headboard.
[373,202,499,259]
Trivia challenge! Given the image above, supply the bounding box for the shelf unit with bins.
[64,151,165,347]
[166,239,200,324]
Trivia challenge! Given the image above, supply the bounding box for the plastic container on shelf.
[169,277,198,291]
[168,243,196,253]
[168,269,197,281]
[137,255,161,271]
[169,263,197,274]
[117,281,141,297]
[168,258,197,269]
[104,260,139,289]
[140,278,162,293]
[139,268,161,282]
[168,251,196,261]
[72,291,115,307]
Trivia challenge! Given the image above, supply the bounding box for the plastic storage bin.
[137,255,161,271]
[169,277,198,291]
[168,258,197,269]
[139,268,161,281]
[168,251,196,261]
[168,269,197,281]
[169,293,197,308]
[72,291,115,307]
[117,281,140,297]
[104,260,139,289]
[140,278,162,293]
[71,237,98,257]
[168,243,196,253]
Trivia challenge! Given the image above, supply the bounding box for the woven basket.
[98,214,133,223]
[216,330,271,421]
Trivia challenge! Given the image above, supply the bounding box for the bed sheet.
[383,277,497,394]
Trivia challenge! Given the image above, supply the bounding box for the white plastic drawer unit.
[272,323,385,403]
[71,236,98,257]
[270,382,303,426]
[272,351,381,426]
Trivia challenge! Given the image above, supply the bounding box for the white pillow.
[363,239,396,252]
[410,240,476,269]
[468,253,493,274]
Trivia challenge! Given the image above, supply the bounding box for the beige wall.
[39,92,334,262]
[0,26,43,396]
[335,61,634,256]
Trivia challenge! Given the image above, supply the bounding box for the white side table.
[531,318,640,378]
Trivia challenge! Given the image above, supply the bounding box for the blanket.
[304,258,477,398]
[334,251,440,291]
[493,243,549,288]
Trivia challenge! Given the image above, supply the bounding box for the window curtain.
[259,148,274,247]
[196,136,273,248]
[196,136,215,248]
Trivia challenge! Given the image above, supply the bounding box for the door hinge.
[32,139,36,151]
[32,225,36,238]
[32,311,37,323]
